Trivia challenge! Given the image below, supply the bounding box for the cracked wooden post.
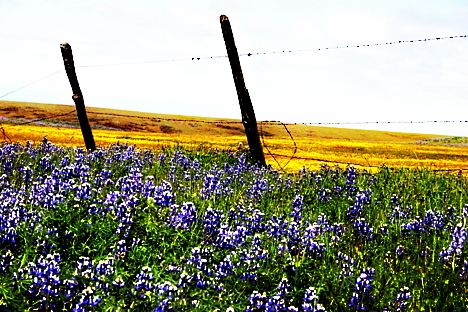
[220,15,266,166]
[60,43,96,151]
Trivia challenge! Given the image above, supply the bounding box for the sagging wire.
[259,121,284,171]
[0,69,64,99]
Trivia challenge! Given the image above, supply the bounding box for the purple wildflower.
[336,252,356,279]
[302,287,326,311]
[166,202,198,230]
[439,223,467,262]
[349,268,376,310]
[290,194,304,222]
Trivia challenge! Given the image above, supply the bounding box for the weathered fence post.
[220,15,266,166]
[60,43,96,151]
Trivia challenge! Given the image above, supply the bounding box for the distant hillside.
[2,100,467,172]
[0,100,447,143]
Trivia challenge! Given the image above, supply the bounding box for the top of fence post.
[60,42,96,151]
[220,15,266,167]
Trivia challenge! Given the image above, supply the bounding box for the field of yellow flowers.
[1,100,467,172]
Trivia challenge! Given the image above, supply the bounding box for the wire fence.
[1,109,467,173]
[1,108,468,171]
[0,34,467,171]
[3,108,468,128]
[4,108,468,126]
[1,34,466,100]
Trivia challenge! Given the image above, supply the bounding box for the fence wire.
[69,111,468,126]
[0,33,467,171]
[0,69,64,99]
[1,34,466,99]
[239,35,468,57]
[1,110,467,172]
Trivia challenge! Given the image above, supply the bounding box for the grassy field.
[0,140,467,311]
[1,100,467,172]
[1,101,468,310]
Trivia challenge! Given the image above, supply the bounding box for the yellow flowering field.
[1,121,467,173]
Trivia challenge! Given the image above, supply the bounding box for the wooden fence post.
[220,15,266,166]
[60,43,96,151]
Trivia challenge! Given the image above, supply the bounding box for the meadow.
[0,139,467,311]
[1,101,468,311]
[1,100,468,173]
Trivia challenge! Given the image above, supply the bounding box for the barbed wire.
[239,35,467,57]
[268,152,381,168]
[1,111,467,172]
[259,122,298,172]
[75,55,228,68]
[1,34,466,100]
[268,152,468,172]
[86,112,468,126]
[259,121,283,170]
[3,109,468,128]
[0,69,64,99]
[0,33,466,170]
[75,35,468,67]
[52,34,468,67]
[0,110,77,129]
[297,120,468,125]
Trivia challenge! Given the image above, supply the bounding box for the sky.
[1,0,468,136]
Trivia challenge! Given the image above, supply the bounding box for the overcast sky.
[1,0,468,136]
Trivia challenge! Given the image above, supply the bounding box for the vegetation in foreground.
[1,140,467,311]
